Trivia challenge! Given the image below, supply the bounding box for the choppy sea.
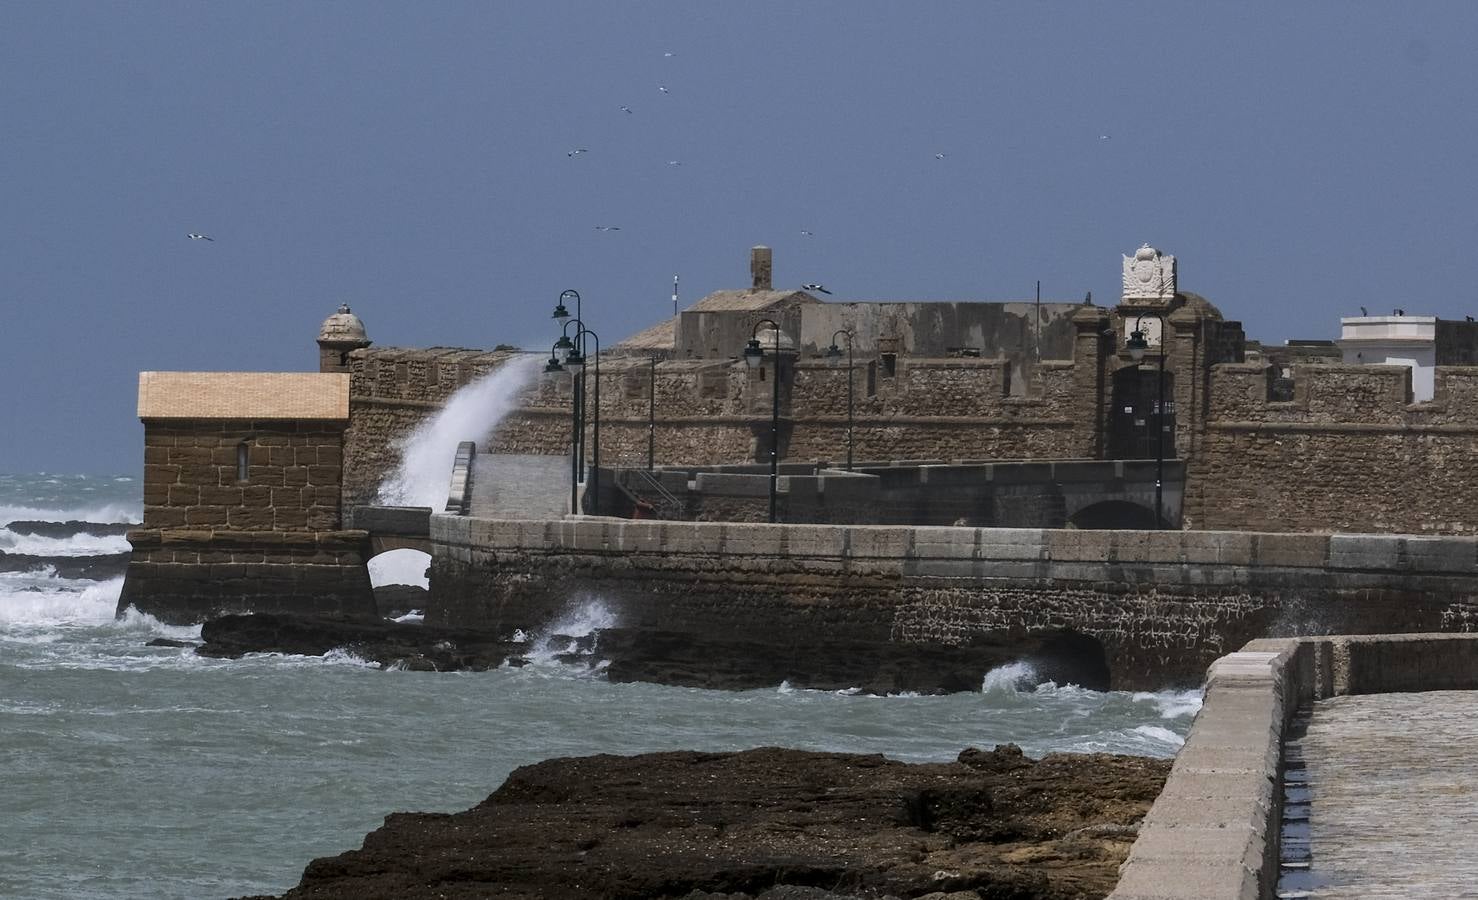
[0,472,1200,900]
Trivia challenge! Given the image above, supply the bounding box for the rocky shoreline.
[240,744,1169,900]
[193,613,1111,694]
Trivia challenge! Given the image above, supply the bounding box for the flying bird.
[934,153,947,160]
[658,85,670,94]
[187,233,213,241]
[595,225,621,232]
[800,230,814,236]
[801,283,832,295]
[619,105,633,114]
[663,51,674,58]
[667,160,682,167]
[1099,134,1111,141]
[567,148,590,157]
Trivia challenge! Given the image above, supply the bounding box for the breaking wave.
[376,354,541,507]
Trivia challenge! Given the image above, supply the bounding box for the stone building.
[117,371,375,623]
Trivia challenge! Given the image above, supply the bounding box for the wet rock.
[373,584,428,619]
[2,520,132,538]
[145,638,197,648]
[593,627,1111,694]
[254,746,1169,900]
[197,613,520,671]
[0,550,131,580]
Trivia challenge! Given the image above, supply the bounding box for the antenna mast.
[672,274,679,317]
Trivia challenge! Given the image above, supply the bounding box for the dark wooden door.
[1109,366,1174,460]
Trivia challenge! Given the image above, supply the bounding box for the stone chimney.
[750,245,772,291]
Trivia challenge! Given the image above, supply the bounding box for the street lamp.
[1125,314,1166,530]
[825,329,855,471]
[553,290,586,482]
[559,318,602,516]
[545,341,580,515]
[742,318,783,523]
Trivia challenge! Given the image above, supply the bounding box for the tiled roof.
[137,372,350,420]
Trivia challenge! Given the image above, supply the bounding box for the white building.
[1338,316,1439,401]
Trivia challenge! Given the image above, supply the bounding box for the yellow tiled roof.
[137,372,350,421]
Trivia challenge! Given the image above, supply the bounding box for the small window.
[236,441,250,483]
[881,353,897,377]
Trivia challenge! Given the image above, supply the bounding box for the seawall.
[428,517,1478,690]
[1110,633,1478,899]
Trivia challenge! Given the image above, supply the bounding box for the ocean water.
[0,473,1201,900]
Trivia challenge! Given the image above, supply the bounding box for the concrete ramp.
[471,453,568,519]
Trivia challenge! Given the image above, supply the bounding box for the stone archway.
[1068,499,1160,530]
[366,547,431,619]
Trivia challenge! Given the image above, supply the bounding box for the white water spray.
[377,355,542,507]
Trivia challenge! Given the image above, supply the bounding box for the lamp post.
[544,344,580,516]
[552,290,584,481]
[559,318,602,516]
[742,318,783,523]
[1125,314,1166,530]
[825,329,855,471]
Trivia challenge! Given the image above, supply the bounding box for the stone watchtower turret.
[317,304,371,373]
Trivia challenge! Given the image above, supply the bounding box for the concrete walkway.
[1287,690,1478,898]
[470,453,567,518]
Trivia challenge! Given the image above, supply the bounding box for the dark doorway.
[1109,366,1175,460]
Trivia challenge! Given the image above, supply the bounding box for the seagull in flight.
[801,283,832,295]
[934,153,947,160]
[619,105,633,114]
[667,160,682,167]
[187,233,213,241]
[658,84,670,94]
[567,148,590,157]
[594,225,621,232]
[800,230,814,236]
[663,51,674,58]
[1099,134,1111,141]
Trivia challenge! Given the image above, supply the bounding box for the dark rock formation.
[2,520,132,538]
[372,584,428,618]
[0,550,131,580]
[248,745,1169,900]
[596,627,1111,693]
[194,613,1108,694]
[146,638,198,648]
[197,614,520,671]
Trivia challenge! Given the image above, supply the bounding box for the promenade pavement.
[1285,690,1478,898]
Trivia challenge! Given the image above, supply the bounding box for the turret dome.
[318,304,369,345]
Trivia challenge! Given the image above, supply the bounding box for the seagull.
[1099,134,1111,141]
[619,105,633,114]
[667,160,682,167]
[801,283,832,295]
[800,230,814,236]
[663,51,674,58]
[187,233,213,241]
[594,225,621,232]
[934,153,947,160]
[658,85,670,94]
[1360,306,1369,316]
[567,148,589,157]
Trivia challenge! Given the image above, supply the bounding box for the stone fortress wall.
[1186,363,1478,533]
[335,243,1478,535]
[342,346,1478,536]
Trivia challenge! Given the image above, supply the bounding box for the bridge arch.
[1067,499,1160,530]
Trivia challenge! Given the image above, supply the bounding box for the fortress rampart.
[1186,363,1478,533]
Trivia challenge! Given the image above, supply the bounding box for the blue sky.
[4,2,1476,473]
